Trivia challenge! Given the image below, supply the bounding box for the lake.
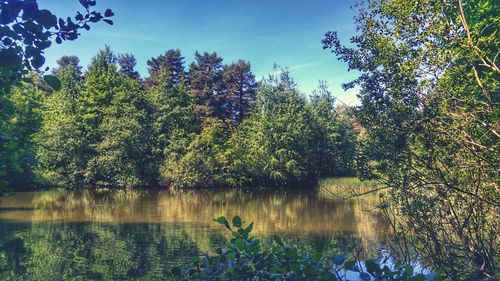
[0,187,390,280]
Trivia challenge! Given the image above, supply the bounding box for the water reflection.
[0,188,390,280]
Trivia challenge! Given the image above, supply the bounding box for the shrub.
[174,216,444,281]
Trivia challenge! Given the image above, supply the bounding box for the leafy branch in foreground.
[173,216,444,281]
[323,0,499,278]
[1,0,114,72]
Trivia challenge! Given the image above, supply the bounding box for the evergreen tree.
[82,47,151,186]
[117,53,140,80]
[146,71,198,185]
[222,60,257,125]
[93,78,151,186]
[309,82,356,177]
[226,69,317,187]
[37,47,154,187]
[52,55,82,77]
[188,51,225,120]
[161,118,228,188]
[145,49,185,89]
[35,65,87,187]
[1,74,47,188]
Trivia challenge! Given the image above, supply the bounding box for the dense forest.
[2,46,358,190]
[0,0,498,280]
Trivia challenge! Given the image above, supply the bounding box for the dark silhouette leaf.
[104,9,114,17]
[43,75,61,91]
[35,10,57,28]
[31,54,45,68]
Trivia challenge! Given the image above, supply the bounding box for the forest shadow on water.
[0,187,392,280]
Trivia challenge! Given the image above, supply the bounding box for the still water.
[0,187,389,280]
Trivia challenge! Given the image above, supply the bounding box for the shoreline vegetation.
[2,177,380,198]
[2,48,359,191]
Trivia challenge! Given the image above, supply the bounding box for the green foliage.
[145,48,186,89]
[146,70,198,185]
[319,177,379,189]
[162,118,229,188]
[4,44,361,191]
[224,69,318,187]
[309,82,357,177]
[189,51,225,120]
[51,55,82,77]
[35,47,155,187]
[0,83,19,194]
[34,65,88,187]
[82,48,152,186]
[0,72,48,193]
[222,60,257,124]
[42,75,61,91]
[324,0,499,278]
[0,0,114,192]
[175,216,443,281]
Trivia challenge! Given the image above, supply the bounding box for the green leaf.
[43,75,61,91]
[434,268,446,281]
[312,252,322,263]
[213,216,231,231]
[191,256,200,264]
[232,215,242,228]
[234,238,245,250]
[403,264,414,276]
[227,251,236,261]
[290,263,301,273]
[284,245,298,259]
[270,265,284,274]
[242,222,253,237]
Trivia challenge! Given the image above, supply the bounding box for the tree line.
[2,46,358,189]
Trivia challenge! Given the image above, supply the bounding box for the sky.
[39,0,361,105]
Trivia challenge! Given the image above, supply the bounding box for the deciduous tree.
[323,0,499,278]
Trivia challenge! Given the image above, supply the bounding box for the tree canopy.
[324,0,499,278]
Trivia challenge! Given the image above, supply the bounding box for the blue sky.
[40,0,360,105]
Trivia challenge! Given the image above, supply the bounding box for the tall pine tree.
[222,60,257,124]
[117,53,141,80]
[51,55,82,77]
[145,49,185,89]
[188,51,225,120]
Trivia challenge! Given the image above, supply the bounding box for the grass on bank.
[319,177,380,189]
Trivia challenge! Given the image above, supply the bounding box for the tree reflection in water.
[0,188,389,280]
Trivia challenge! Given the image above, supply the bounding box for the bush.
[174,216,444,281]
